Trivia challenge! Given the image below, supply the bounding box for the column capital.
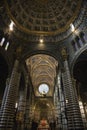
[16,46,22,60]
[6,77,10,85]
[61,47,68,61]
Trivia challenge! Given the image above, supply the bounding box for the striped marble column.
[0,78,10,113]
[25,99,30,129]
[17,74,28,130]
[0,59,21,130]
[61,58,84,130]
[25,81,34,130]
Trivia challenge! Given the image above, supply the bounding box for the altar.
[38,119,50,130]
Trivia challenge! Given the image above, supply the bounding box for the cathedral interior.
[0,0,87,130]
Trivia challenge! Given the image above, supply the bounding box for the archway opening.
[73,50,87,103]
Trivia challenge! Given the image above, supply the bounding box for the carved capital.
[16,46,22,60]
[61,47,68,60]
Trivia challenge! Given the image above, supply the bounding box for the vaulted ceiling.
[26,54,58,97]
[0,0,85,99]
[5,0,82,35]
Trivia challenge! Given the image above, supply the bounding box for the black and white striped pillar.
[61,48,84,130]
[17,74,28,130]
[0,59,21,130]
[0,78,10,114]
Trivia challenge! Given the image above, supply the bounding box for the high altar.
[38,119,50,130]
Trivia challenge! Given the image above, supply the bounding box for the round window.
[39,83,49,94]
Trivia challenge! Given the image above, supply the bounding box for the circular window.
[39,83,49,94]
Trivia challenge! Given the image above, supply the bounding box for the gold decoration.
[61,47,68,60]
[4,0,82,36]
[16,46,22,58]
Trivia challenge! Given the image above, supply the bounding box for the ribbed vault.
[26,54,58,96]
